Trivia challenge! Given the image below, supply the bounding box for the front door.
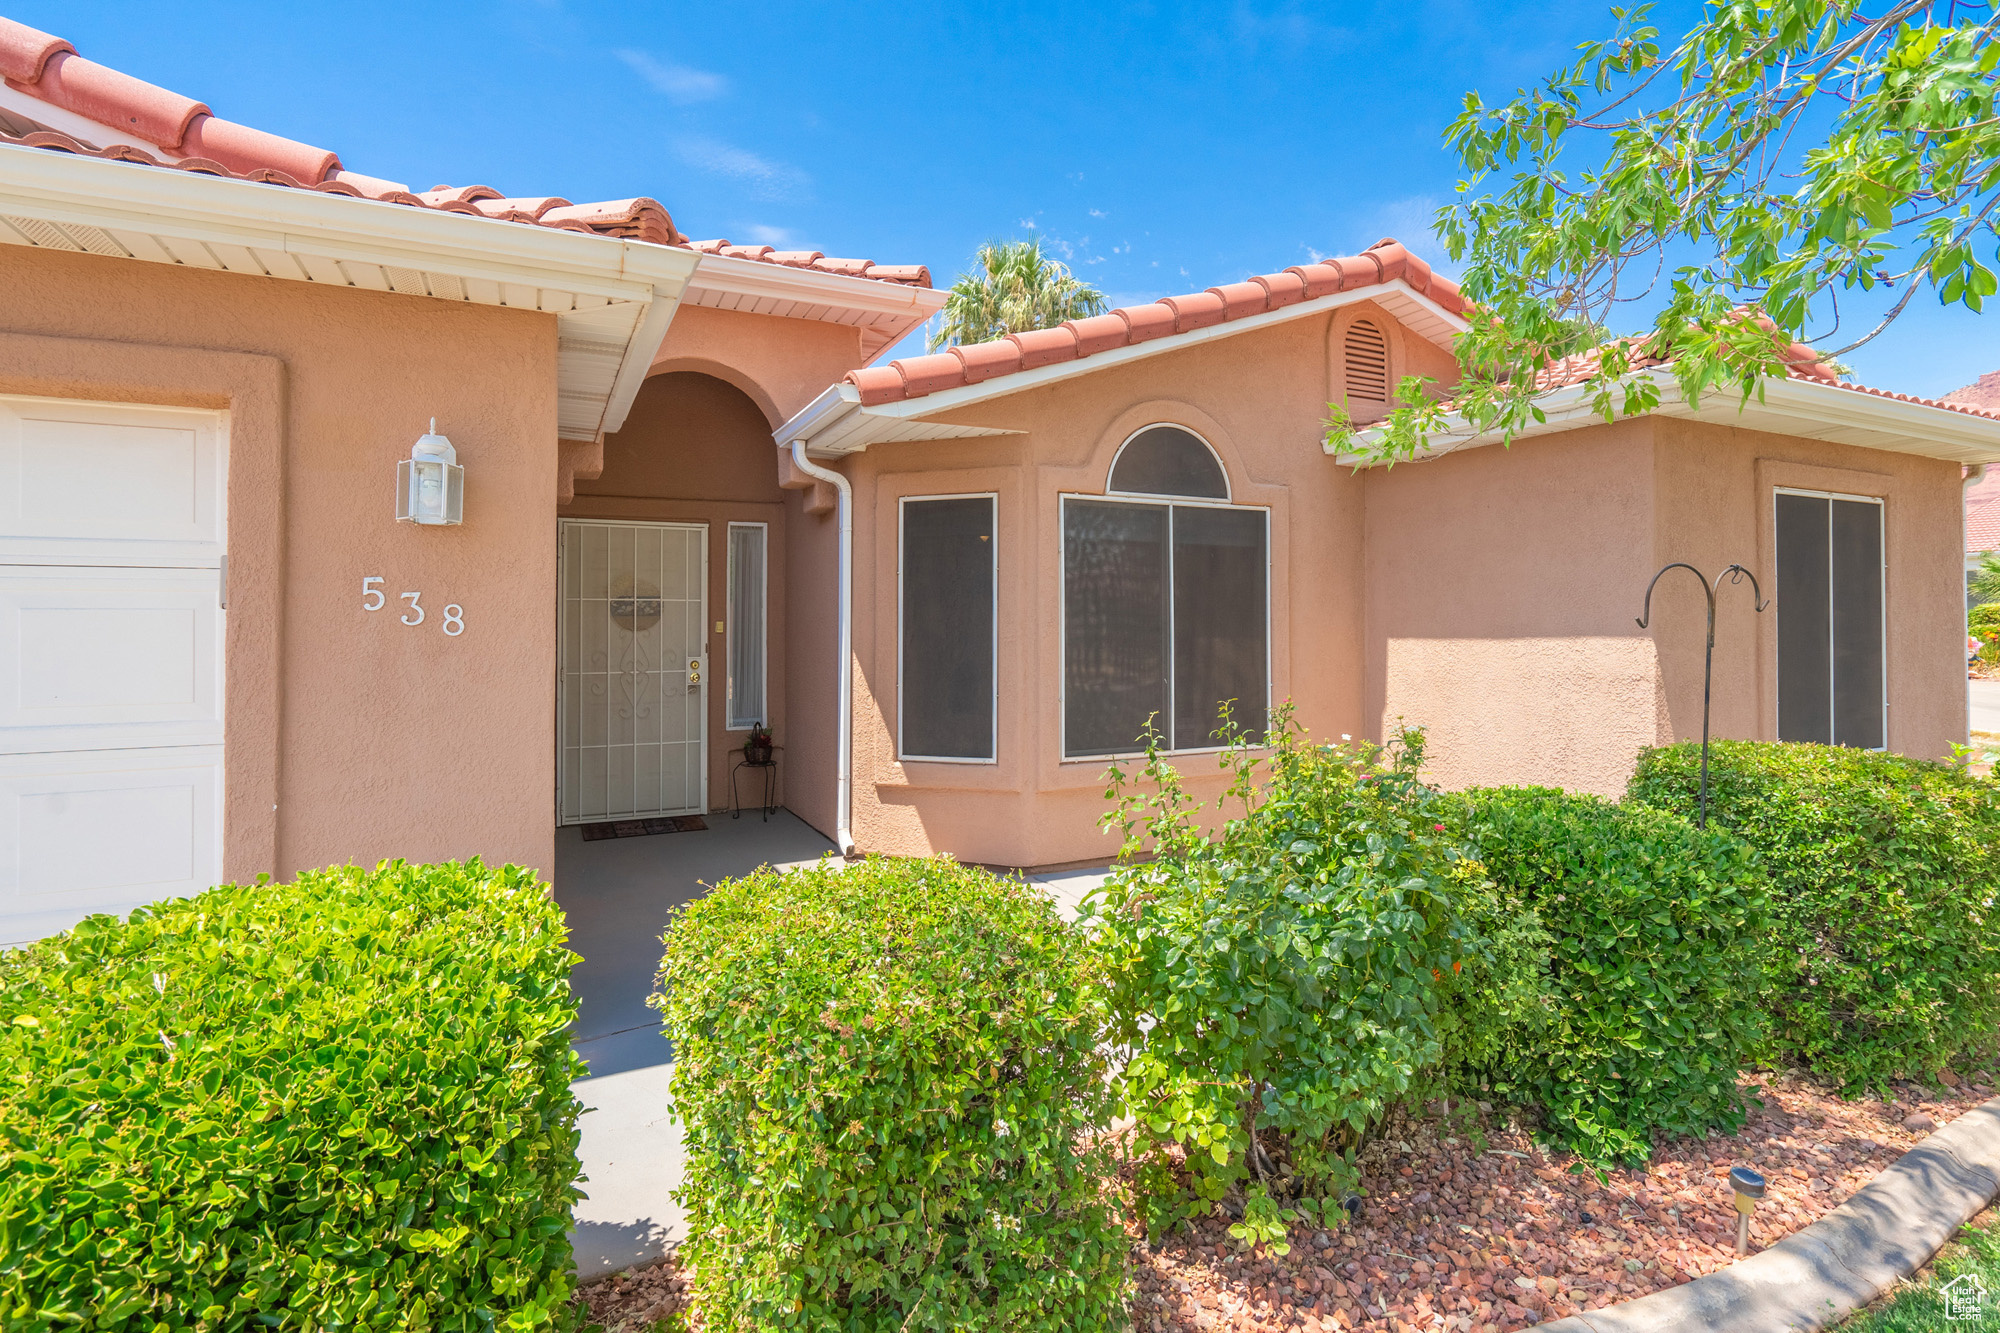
[558,519,708,823]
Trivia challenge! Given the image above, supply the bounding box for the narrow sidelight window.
[900,495,996,761]
[725,523,767,730]
[1063,496,1268,757]
[1775,489,1884,748]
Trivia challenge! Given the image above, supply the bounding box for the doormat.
[579,815,708,842]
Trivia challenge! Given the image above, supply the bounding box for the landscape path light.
[396,418,464,526]
[1729,1165,1766,1257]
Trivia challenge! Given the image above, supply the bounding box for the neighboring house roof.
[844,238,1464,406]
[778,240,1473,456]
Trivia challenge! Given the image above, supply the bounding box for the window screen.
[1776,491,1883,748]
[1063,497,1267,757]
[726,524,766,729]
[1173,506,1269,747]
[901,496,995,760]
[1064,500,1171,756]
[1108,426,1229,499]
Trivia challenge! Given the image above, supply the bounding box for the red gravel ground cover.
[576,1070,1998,1333]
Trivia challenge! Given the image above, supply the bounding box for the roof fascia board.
[600,290,683,435]
[858,280,1469,425]
[688,250,948,319]
[1331,374,2000,465]
[0,142,700,302]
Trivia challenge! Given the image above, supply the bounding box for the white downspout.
[789,440,856,856]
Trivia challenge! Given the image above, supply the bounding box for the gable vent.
[1344,319,1389,402]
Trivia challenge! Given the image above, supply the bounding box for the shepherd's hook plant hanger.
[1636,563,1769,828]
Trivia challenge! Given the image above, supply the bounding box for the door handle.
[688,657,702,689]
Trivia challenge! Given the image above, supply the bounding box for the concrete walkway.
[558,810,834,1279]
[559,811,1115,1280]
[1971,677,2000,735]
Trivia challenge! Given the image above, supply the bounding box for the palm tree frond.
[927,238,1109,352]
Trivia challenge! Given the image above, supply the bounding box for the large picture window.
[1064,427,1268,757]
[899,495,996,761]
[1775,489,1884,748]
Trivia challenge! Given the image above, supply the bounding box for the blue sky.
[20,0,1992,394]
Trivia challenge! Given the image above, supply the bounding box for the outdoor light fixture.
[396,419,464,526]
[1729,1166,1766,1257]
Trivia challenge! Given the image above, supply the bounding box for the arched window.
[1108,425,1229,500]
[1063,424,1267,758]
[1344,318,1389,402]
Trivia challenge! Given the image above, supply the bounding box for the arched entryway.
[557,372,789,823]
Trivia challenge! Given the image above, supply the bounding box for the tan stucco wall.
[821,300,1448,868]
[1363,415,1966,797]
[649,305,865,426]
[0,244,560,881]
[1650,416,1965,761]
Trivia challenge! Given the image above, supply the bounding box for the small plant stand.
[730,746,780,821]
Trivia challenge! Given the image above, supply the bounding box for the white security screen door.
[0,395,227,946]
[559,520,708,823]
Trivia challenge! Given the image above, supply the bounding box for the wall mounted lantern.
[396,419,464,526]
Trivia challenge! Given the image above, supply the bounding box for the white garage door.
[0,396,226,946]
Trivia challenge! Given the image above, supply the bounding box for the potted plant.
[745,726,774,765]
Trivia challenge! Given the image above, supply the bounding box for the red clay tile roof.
[844,239,1462,405]
[1531,333,2000,427]
[0,16,928,287]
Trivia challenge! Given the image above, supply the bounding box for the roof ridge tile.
[839,239,1466,403]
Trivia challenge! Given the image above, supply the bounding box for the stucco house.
[3,17,1998,943]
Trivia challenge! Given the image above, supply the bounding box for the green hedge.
[0,860,585,1332]
[1088,716,1469,1241]
[1444,788,1771,1164]
[1631,740,2000,1089]
[655,857,1125,1332]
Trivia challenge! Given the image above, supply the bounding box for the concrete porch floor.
[557,808,1112,1280]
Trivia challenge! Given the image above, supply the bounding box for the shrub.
[1972,602,2000,670]
[0,860,585,1332]
[1087,712,1472,1241]
[1631,740,2000,1090]
[1443,789,1772,1163]
[654,856,1125,1332]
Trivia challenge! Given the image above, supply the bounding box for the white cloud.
[673,135,812,203]
[616,50,729,105]
[744,223,795,246]
[1089,208,1108,219]
[1360,194,1459,278]
[1018,217,1038,230]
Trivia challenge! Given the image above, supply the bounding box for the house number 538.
[362,576,465,636]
